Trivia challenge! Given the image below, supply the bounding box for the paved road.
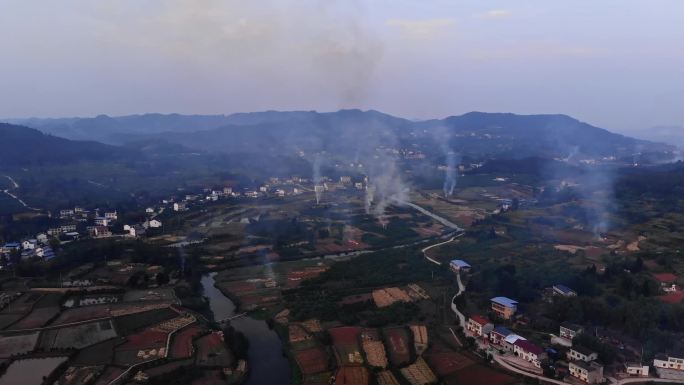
[450,271,466,327]
[492,354,575,385]
[421,233,463,266]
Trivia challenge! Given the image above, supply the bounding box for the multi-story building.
[568,346,598,363]
[559,322,583,340]
[624,363,649,377]
[466,315,493,337]
[569,361,603,384]
[489,326,513,345]
[513,340,546,368]
[491,297,518,319]
[654,353,684,371]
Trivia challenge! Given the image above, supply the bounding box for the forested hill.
[0,123,135,165]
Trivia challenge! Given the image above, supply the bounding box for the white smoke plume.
[443,151,459,197]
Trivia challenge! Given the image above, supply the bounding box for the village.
[1,168,683,385]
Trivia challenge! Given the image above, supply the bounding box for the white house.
[145,207,155,214]
[654,353,684,371]
[502,334,526,353]
[466,315,493,337]
[123,225,136,237]
[22,239,37,250]
[94,217,110,226]
[36,233,48,244]
[104,211,118,220]
[624,363,649,377]
[513,340,547,368]
[489,326,513,346]
[59,209,74,218]
[559,322,583,340]
[173,202,187,211]
[569,361,604,384]
[149,219,162,228]
[568,346,598,362]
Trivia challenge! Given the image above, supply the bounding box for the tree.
[156,272,170,286]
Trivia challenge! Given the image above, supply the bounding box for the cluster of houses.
[450,258,660,383]
[466,302,606,383]
[1,235,55,263]
[462,289,682,383]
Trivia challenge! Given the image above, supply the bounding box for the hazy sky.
[1,1,683,134]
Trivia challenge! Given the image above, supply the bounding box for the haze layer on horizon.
[1,1,683,134]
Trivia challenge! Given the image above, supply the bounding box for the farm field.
[93,366,125,385]
[8,306,60,330]
[58,365,104,385]
[0,314,23,329]
[294,346,329,375]
[114,328,169,365]
[361,328,388,368]
[195,332,233,367]
[39,320,117,349]
[114,307,177,335]
[384,327,411,367]
[302,372,332,385]
[169,324,203,358]
[72,338,124,366]
[334,366,369,385]
[424,342,474,376]
[329,327,363,366]
[123,288,176,302]
[52,306,111,325]
[0,331,39,357]
[400,357,438,385]
[142,358,194,378]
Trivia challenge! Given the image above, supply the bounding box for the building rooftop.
[571,360,602,371]
[450,259,471,268]
[491,296,518,308]
[514,339,544,355]
[492,326,513,337]
[504,334,526,344]
[571,345,596,357]
[469,315,490,326]
[553,284,575,294]
[560,321,583,332]
[653,273,678,283]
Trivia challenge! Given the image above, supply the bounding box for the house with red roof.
[514,340,547,368]
[653,273,679,293]
[466,315,493,337]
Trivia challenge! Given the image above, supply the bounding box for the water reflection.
[201,273,291,385]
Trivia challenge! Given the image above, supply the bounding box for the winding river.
[201,273,291,385]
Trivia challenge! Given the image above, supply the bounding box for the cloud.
[475,9,512,19]
[385,18,456,38]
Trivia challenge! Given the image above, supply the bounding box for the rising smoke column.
[313,154,324,204]
[443,151,459,197]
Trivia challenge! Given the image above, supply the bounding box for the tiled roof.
[514,339,544,355]
[469,315,490,326]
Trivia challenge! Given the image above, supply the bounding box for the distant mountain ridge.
[4,110,674,161]
[0,123,135,165]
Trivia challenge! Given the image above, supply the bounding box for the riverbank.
[201,273,291,385]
